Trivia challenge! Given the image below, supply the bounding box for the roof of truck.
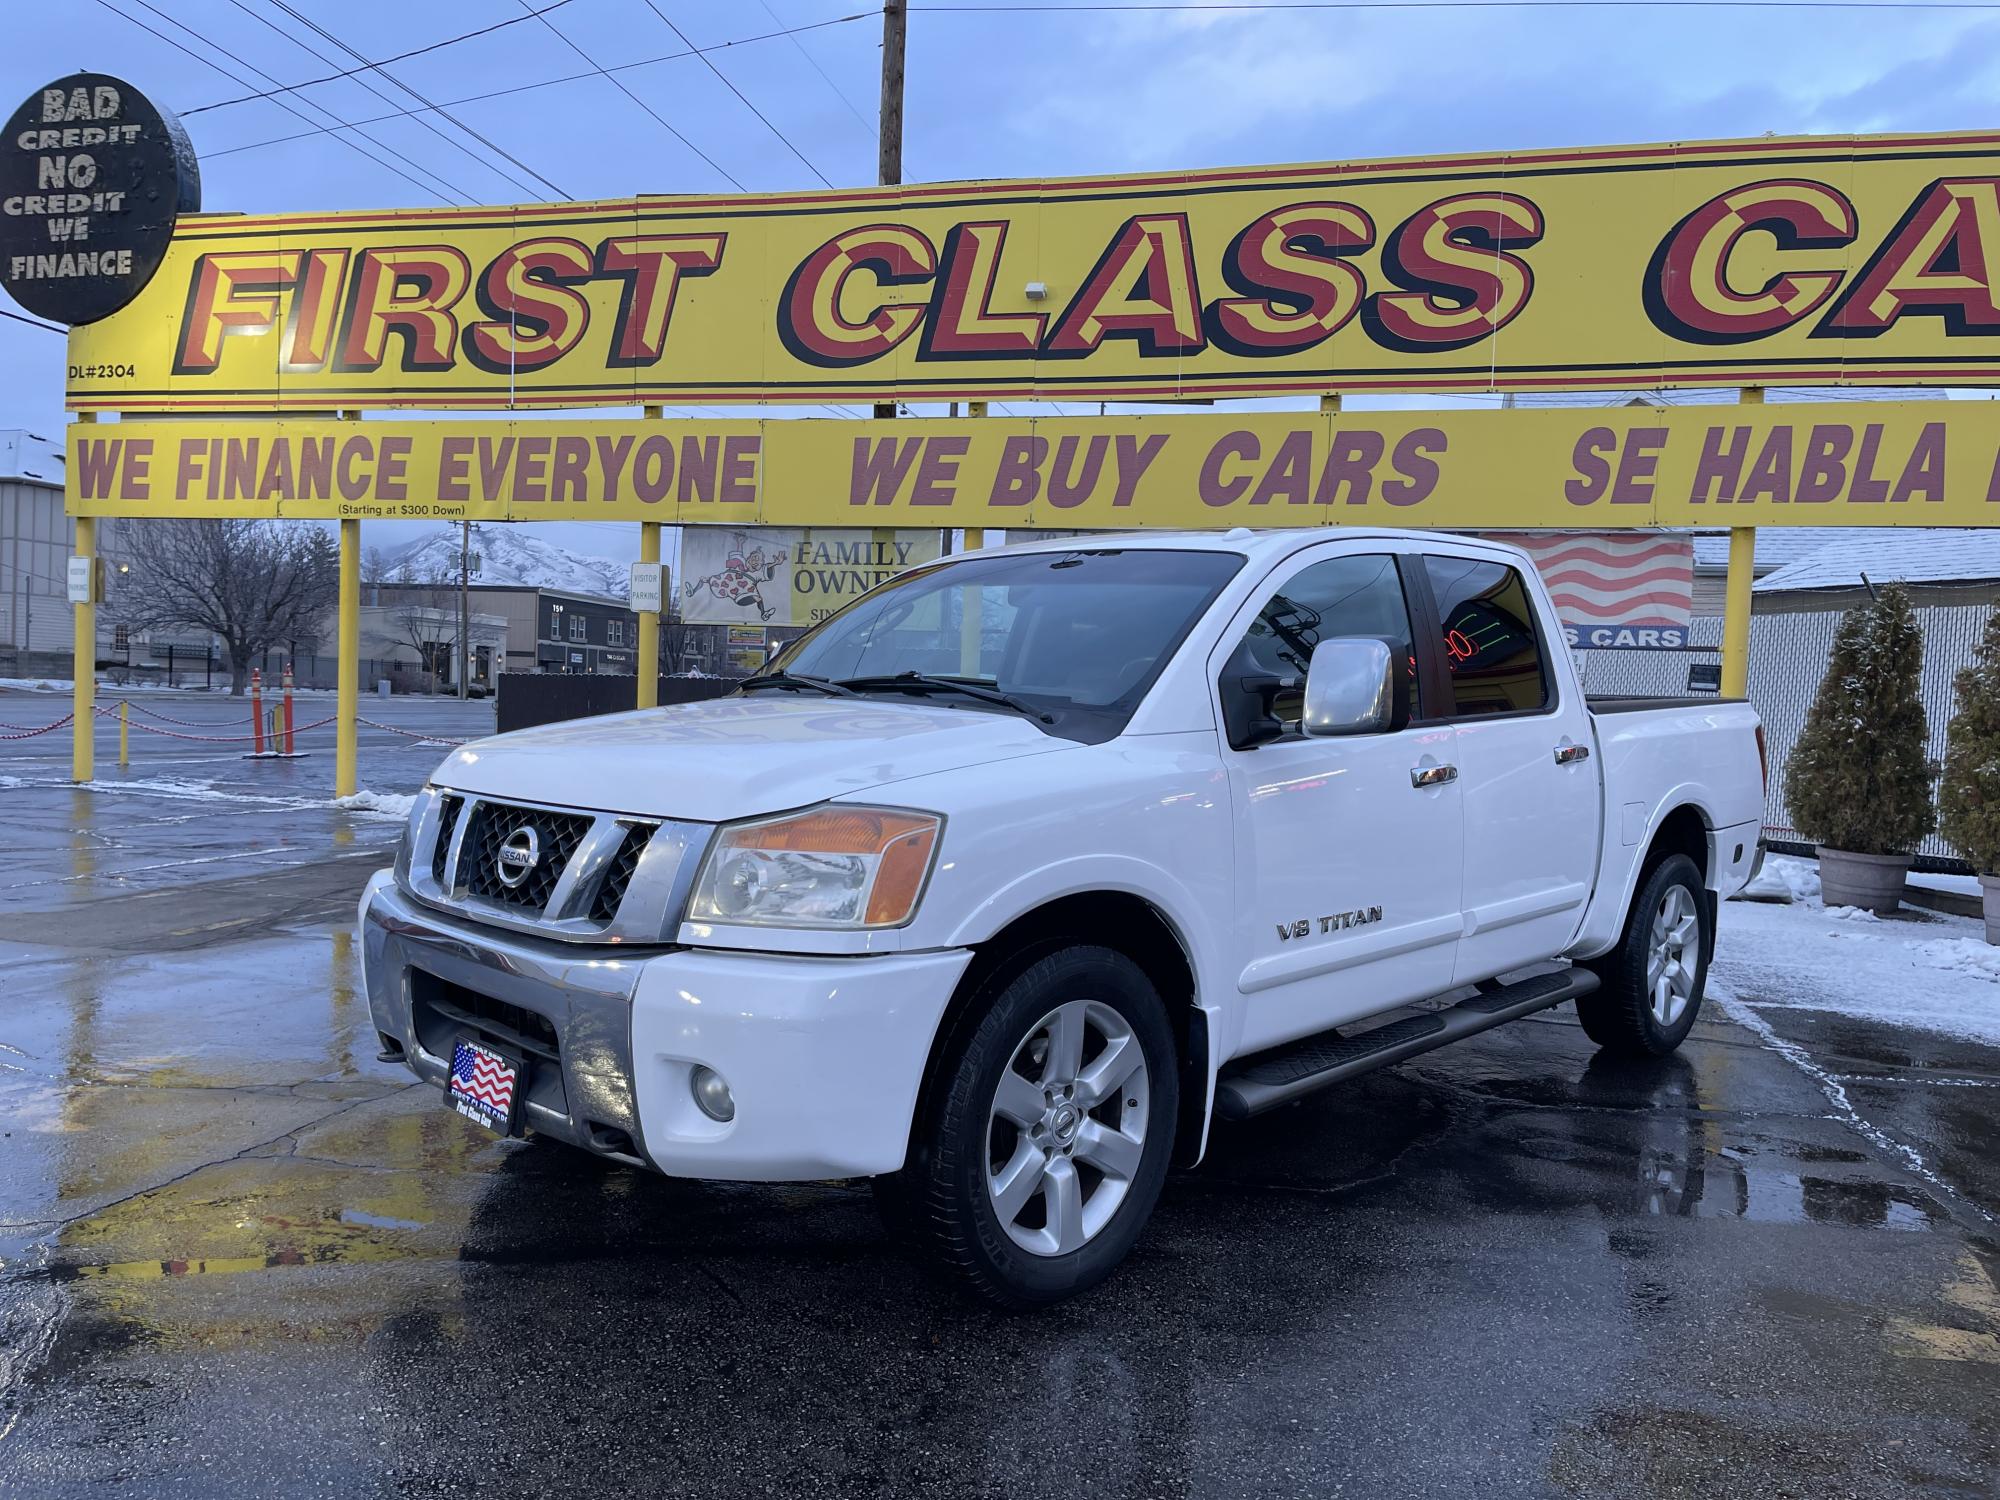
[980,527,1517,563]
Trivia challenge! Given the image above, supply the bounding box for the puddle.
[1636,1145,1938,1231]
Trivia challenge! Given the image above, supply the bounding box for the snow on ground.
[333,790,416,819]
[1719,855,2000,1046]
[68,776,416,819]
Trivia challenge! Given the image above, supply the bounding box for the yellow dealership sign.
[61,130,2000,412]
[67,404,2000,529]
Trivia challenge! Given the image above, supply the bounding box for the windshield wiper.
[737,670,860,698]
[840,672,1055,724]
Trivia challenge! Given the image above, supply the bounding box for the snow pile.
[333,790,416,819]
[0,775,27,789]
[1734,853,1821,905]
[1715,891,2000,1047]
[1825,905,1883,923]
[384,524,629,599]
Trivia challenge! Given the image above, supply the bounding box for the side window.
[1422,555,1550,717]
[1232,553,1420,731]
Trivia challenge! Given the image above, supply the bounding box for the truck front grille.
[590,822,657,923]
[461,801,591,911]
[431,794,464,885]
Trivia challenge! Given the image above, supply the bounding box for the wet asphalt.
[2,690,1998,1498]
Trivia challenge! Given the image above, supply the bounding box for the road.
[1,706,1996,1497]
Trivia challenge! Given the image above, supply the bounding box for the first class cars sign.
[58,129,2000,411]
[1,74,199,326]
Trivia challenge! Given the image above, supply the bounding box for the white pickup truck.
[361,527,1765,1305]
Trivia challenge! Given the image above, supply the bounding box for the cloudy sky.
[4,0,1996,558]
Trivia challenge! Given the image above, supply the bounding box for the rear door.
[1411,548,1600,984]
[1215,544,1465,1055]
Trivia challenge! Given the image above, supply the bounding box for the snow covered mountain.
[380,524,630,599]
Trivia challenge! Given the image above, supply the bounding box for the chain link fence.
[1577,604,1991,867]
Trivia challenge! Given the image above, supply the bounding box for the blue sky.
[4,0,1997,558]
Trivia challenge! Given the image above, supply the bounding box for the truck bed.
[1587,694,1748,714]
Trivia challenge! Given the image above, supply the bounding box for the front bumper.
[358,872,973,1180]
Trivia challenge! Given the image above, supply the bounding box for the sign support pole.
[71,512,95,783]
[637,405,664,708]
[1721,388,1761,700]
[336,411,360,797]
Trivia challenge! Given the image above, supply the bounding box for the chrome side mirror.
[1303,637,1396,736]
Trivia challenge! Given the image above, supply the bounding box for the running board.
[1213,967,1600,1121]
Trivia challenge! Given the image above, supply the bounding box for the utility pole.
[458,520,471,700]
[875,0,905,422]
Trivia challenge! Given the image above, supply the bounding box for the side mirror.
[1303,637,1398,736]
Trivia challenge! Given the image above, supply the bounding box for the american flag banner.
[1483,532,1695,650]
[450,1040,518,1131]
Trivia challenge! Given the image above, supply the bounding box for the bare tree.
[382,562,460,695]
[120,521,337,695]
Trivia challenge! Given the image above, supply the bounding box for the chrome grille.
[462,802,592,910]
[591,823,657,924]
[431,794,463,885]
[406,787,705,945]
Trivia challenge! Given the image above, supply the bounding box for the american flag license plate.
[447,1037,521,1135]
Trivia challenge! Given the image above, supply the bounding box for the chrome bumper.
[360,872,655,1168]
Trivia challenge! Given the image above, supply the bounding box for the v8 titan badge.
[1,73,200,326]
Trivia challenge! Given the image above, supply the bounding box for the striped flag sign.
[1486,532,1694,650]
[449,1039,519,1133]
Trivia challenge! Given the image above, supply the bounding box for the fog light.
[690,1065,735,1122]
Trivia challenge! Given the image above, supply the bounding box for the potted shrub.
[1940,605,2000,943]
[1786,583,1935,915]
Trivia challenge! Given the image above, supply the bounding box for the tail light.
[1754,723,1768,793]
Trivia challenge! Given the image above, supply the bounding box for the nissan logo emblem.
[495,826,540,888]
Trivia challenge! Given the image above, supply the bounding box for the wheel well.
[1640,804,1716,962]
[912,893,1208,1170]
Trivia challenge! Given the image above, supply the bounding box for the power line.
[264,0,570,199]
[909,1,2000,10]
[201,16,874,165]
[0,308,65,335]
[222,0,491,202]
[92,0,459,204]
[221,0,535,201]
[188,0,578,114]
[758,0,875,137]
[637,1,835,187]
[515,0,746,191]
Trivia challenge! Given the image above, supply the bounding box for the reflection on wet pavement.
[1,738,1998,1493]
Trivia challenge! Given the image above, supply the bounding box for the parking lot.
[1,688,1997,1497]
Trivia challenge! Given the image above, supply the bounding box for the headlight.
[689,805,942,929]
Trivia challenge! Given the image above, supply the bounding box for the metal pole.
[875,0,906,422]
[458,519,470,700]
[71,513,95,783]
[337,515,361,796]
[118,699,128,768]
[638,404,664,709]
[1721,388,1762,700]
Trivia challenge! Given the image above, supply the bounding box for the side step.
[1213,966,1600,1121]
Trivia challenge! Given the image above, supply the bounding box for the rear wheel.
[1578,852,1709,1057]
[895,945,1177,1307]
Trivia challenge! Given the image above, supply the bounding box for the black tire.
[898,945,1177,1308]
[1578,852,1710,1057]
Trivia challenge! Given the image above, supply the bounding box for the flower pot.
[1817,847,1912,915]
[1981,874,2000,946]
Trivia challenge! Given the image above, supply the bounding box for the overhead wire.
[224,0,540,201]
[635,1,836,187]
[757,0,876,137]
[199,16,874,167]
[515,0,746,191]
[187,0,580,114]
[910,1,2000,10]
[0,308,65,335]
[263,0,569,199]
[92,0,463,202]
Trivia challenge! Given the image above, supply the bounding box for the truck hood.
[431,695,1070,822]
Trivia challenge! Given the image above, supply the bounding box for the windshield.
[767,548,1244,741]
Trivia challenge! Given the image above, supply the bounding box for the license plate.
[446,1037,522,1135]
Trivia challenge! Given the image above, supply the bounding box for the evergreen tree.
[1786,582,1935,856]
[1940,606,2000,873]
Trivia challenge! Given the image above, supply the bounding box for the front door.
[1413,550,1600,983]
[1217,547,1466,1056]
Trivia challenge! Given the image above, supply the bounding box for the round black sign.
[0,73,200,326]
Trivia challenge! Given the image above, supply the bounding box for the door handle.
[1411,763,1458,788]
[1554,743,1591,765]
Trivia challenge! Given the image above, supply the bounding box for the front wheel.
[897,945,1177,1307]
[1578,852,1710,1057]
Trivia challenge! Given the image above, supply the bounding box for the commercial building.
[363,582,641,677]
